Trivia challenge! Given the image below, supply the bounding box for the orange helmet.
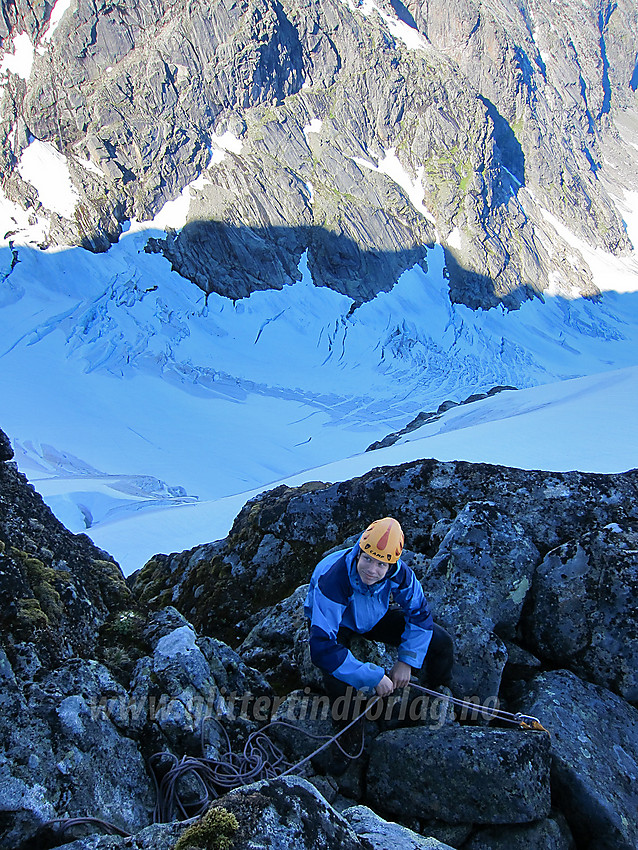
[358,517,404,564]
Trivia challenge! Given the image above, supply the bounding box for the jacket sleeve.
[306,573,385,691]
[391,563,433,669]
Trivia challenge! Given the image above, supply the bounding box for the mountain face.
[1,0,637,309]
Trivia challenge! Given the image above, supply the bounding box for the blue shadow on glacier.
[1,221,637,322]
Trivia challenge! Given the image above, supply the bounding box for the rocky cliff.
[0,422,131,665]
[1,0,637,308]
[2,423,638,850]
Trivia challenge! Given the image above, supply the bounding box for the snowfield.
[86,364,638,575]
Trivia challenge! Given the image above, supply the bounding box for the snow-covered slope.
[85,364,638,575]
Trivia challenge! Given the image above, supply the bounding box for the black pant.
[322,609,454,717]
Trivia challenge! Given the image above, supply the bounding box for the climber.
[304,516,454,722]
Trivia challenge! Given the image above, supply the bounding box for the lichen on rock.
[172,806,239,850]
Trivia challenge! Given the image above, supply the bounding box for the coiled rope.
[38,816,132,838]
[41,686,546,841]
[149,696,377,822]
[41,697,379,841]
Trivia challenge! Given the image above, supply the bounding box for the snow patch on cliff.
[0,32,34,80]
[18,140,80,219]
[353,148,436,223]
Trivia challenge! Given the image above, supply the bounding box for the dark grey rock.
[239,584,323,692]
[211,775,367,849]
[366,387,518,452]
[307,774,339,804]
[420,500,540,703]
[123,606,271,749]
[522,523,638,701]
[420,821,473,847]
[366,725,551,824]
[0,652,154,850]
[0,428,13,461]
[513,670,638,850]
[343,803,455,849]
[423,501,540,637]
[269,688,340,764]
[463,809,575,850]
[0,429,132,667]
[133,461,638,647]
[38,820,187,850]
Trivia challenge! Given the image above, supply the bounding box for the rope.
[277,696,375,777]
[407,682,549,731]
[43,696,380,839]
[39,816,132,838]
[149,697,380,822]
[40,686,546,839]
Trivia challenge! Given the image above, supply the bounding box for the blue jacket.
[304,544,433,690]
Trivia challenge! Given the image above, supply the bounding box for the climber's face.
[357,552,390,585]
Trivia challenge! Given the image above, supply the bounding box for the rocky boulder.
[0,600,276,849]
[53,821,187,850]
[133,480,334,644]
[367,725,551,825]
[0,650,154,850]
[0,428,13,462]
[343,804,455,849]
[123,606,271,752]
[238,584,328,693]
[513,670,638,850]
[416,500,540,703]
[51,777,370,850]
[462,811,575,850]
[204,775,366,850]
[133,460,638,650]
[522,523,638,702]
